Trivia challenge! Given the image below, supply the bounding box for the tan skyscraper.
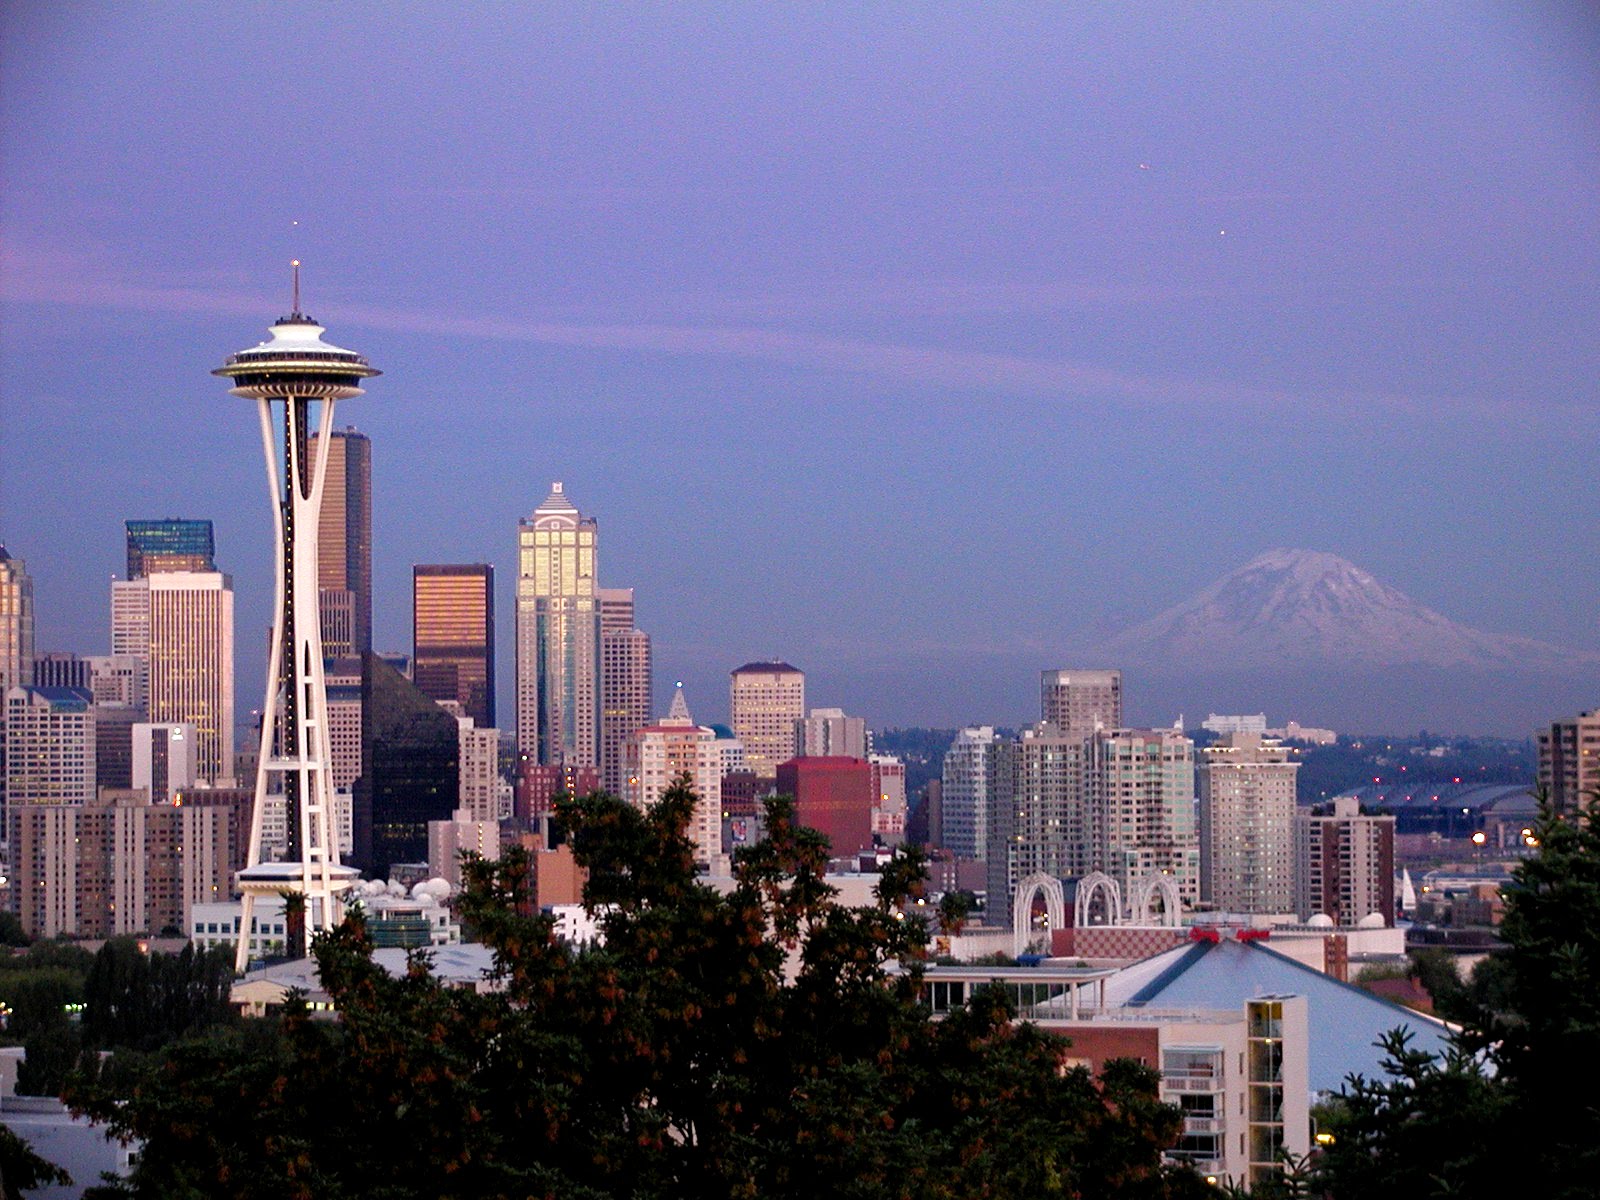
[729,661,804,777]
[1041,669,1121,734]
[516,483,600,766]
[413,564,495,729]
[145,571,234,785]
[599,587,651,797]
[307,427,372,658]
[0,547,35,696]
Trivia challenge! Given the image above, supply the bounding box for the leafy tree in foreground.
[1315,795,1600,1199]
[69,784,1207,1200]
[0,1123,71,1198]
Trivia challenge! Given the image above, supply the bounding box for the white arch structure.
[1012,873,1067,955]
[1073,871,1124,928]
[1130,873,1184,927]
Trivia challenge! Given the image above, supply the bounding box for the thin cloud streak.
[1,246,1524,419]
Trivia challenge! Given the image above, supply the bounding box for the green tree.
[0,912,31,949]
[0,1123,71,1198]
[1316,796,1600,1199]
[83,939,237,1051]
[70,785,1208,1199]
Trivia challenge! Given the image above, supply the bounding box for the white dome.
[1307,913,1335,928]
[1357,912,1387,929]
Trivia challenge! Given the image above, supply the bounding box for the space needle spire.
[214,264,380,970]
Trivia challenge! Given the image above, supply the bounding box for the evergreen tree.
[1316,796,1600,1199]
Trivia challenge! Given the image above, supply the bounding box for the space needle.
[215,264,379,969]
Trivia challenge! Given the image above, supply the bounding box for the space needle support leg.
[238,396,288,974]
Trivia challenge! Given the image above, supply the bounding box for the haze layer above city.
[3,6,1598,735]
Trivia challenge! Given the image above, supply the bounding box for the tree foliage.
[0,1122,72,1198]
[82,939,237,1051]
[1316,795,1600,1199]
[70,785,1207,1200]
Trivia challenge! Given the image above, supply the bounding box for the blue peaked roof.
[1104,937,1456,1092]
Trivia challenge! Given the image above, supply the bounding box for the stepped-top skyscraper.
[125,519,216,578]
[214,265,378,968]
[516,484,600,767]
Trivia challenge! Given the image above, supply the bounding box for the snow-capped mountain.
[1097,548,1593,672]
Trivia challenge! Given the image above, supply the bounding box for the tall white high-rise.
[457,717,501,823]
[1197,732,1299,914]
[988,723,1088,924]
[516,484,600,767]
[0,548,35,842]
[1087,727,1199,906]
[214,269,378,968]
[940,725,999,861]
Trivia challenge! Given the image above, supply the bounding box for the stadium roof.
[1103,936,1455,1091]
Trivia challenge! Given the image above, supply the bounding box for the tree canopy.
[70,784,1208,1200]
[1314,795,1600,1199]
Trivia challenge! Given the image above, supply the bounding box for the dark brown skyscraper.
[308,427,372,658]
[413,564,496,729]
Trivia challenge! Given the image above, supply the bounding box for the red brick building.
[776,756,874,857]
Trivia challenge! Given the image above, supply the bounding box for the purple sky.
[3,5,1599,734]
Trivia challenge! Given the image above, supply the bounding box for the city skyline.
[4,7,1599,734]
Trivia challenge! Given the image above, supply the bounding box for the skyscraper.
[1536,709,1600,815]
[516,483,600,767]
[1041,669,1122,734]
[413,564,496,729]
[796,708,868,758]
[988,723,1088,925]
[125,519,215,578]
[599,587,651,797]
[353,652,459,879]
[1295,797,1395,926]
[1197,732,1299,914]
[0,547,34,695]
[4,686,95,808]
[940,725,999,861]
[142,571,234,785]
[624,687,722,868]
[307,427,373,658]
[215,278,378,966]
[729,661,805,777]
[1087,727,1199,906]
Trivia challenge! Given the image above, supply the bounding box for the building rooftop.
[731,661,802,675]
[1102,935,1454,1091]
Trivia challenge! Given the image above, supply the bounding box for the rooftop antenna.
[291,259,301,316]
